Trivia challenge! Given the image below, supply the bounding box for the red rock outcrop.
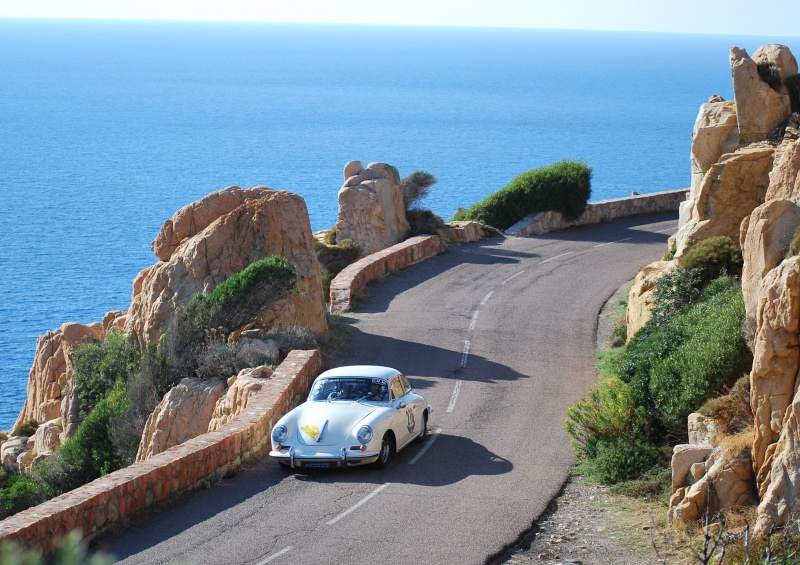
[13,321,105,433]
[207,366,273,432]
[125,187,328,347]
[136,377,226,461]
[731,46,791,144]
[334,161,410,256]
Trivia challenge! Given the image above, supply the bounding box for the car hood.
[296,402,376,446]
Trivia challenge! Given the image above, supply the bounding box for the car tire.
[414,413,428,444]
[374,434,394,469]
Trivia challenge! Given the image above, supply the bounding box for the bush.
[566,377,647,454]
[625,283,752,436]
[453,160,592,230]
[405,208,447,238]
[582,433,661,484]
[400,171,437,209]
[72,329,140,418]
[0,471,50,518]
[663,241,676,261]
[195,329,242,380]
[758,61,783,90]
[650,267,701,327]
[263,325,321,357]
[11,419,39,438]
[786,225,800,259]
[681,236,743,283]
[0,530,115,565]
[786,73,800,113]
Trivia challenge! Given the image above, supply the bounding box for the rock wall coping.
[0,349,322,553]
[329,235,447,312]
[505,189,688,236]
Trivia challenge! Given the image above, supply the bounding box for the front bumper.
[269,446,380,469]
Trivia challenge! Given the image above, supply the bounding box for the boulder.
[1,437,28,470]
[669,449,757,526]
[334,161,410,256]
[740,199,800,319]
[626,260,675,340]
[672,444,713,493]
[207,366,272,432]
[675,144,774,257]
[151,186,273,261]
[437,221,488,244]
[765,137,800,202]
[236,338,279,363]
[136,377,226,461]
[33,418,62,457]
[125,187,328,348]
[750,260,800,488]
[690,101,739,196]
[688,413,720,447]
[102,310,127,333]
[13,321,105,434]
[753,44,799,96]
[731,46,791,144]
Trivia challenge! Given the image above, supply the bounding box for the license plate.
[304,462,333,469]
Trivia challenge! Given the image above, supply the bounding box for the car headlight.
[272,425,288,443]
[356,425,373,444]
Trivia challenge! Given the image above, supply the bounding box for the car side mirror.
[396,401,406,410]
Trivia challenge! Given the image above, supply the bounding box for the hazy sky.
[1,0,798,37]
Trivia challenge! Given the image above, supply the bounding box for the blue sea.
[0,18,794,429]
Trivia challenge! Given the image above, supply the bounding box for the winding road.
[97,213,678,565]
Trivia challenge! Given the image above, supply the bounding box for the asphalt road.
[96,213,678,565]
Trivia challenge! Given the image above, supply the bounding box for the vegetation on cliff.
[453,160,592,230]
[567,266,752,485]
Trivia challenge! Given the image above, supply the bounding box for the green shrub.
[0,471,50,518]
[0,530,115,565]
[663,241,676,261]
[624,283,751,436]
[650,267,701,327]
[758,61,783,90]
[786,225,800,259]
[785,73,800,113]
[566,377,647,454]
[400,171,437,209]
[405,209,447,238]
[315,238,362,300]
[11,419,39,438]
[195,329,242,380]
[72,329,140,418]
[0,432,7,446]
[610,463,672,504]
[263,325,321,357]
[582,433,661,484]
[453,160,592,230]
[681,236,743,283]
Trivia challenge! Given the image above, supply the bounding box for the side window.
[400,375,413,395]
[390,376,405,400]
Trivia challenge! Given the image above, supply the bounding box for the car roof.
[315,365,400,381]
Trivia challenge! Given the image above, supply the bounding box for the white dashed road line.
[460,340,470,367]
[593,237,632,248]
[539,251,573,264]
[501,271,524,285]
[468,311,480,331]
[408,428,442,465]
[256,546,294,564]
[327,483,391,525]
[447,380,463,413]
[480,290,494,305]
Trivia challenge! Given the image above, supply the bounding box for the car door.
[389,375,414,447]
[399,375,425,442]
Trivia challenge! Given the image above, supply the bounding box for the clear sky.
[0,0,798,37]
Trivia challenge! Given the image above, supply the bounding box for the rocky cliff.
[627,43,800,535]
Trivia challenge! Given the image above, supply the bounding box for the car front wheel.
[414,413,428,444]
[374,435,393,469]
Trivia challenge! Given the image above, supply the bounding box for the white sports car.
[269,365,433,469]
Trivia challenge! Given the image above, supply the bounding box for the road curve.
[97,213,677,565]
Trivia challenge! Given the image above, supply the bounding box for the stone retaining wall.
[506,189,688,236]
[329,235,447,312]
[0,349,322,553]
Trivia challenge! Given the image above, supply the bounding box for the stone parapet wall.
[0,349,322,553]
[329,235,447,312]
[506,189,688,236]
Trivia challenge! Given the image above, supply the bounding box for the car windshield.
[309,377,389,402]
